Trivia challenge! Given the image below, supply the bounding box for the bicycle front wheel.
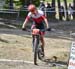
[33,36,39,65]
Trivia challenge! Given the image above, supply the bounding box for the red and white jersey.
[26,10,46,24]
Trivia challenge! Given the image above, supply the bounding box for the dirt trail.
[0,21,75,69]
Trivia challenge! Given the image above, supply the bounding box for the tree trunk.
[57,0,62,20]
[73,0,75,19]
[51,0,56,19]
[63,0,69,20]
[9,0,13,9]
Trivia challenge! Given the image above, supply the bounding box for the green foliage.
[4,0,40,9]
[33,0,40,7]
[4,0,22,9]
[5,0,9,4]
[14,1,22,6]
[19,10,28,19]
[45,0,52,2]
[3,4,9,9]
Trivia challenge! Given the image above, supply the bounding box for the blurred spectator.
[46,2,56,20]
[60,5,65,20]
[46,2,51,9]
[68,3,73,20]
[9,0,14,9]
[46,2,51,17]
[39,1,45,11]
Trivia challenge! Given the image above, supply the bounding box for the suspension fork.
[32,35,39,48]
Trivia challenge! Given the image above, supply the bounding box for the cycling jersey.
[26,10,46,35]
[26,10,46,24]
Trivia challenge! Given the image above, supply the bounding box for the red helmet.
[28,4,36,12]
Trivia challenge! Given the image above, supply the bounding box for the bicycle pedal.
[41,57,46,61]
[41,54,44,58]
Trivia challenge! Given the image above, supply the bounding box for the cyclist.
[22,4,50,57]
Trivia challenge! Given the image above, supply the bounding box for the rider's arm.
[22,17,29,29]
[40,10,49,29]
[44,17,49,29]
[42,15,49,29]
[22,12,31,29]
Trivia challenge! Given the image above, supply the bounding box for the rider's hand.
[46,28,51,31]
[22,28,27,31]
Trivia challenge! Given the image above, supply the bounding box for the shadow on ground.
[42,57,68,67]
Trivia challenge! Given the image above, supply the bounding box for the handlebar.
[46,28,51,31]
[22,28,31,32]
[22,28,51,32]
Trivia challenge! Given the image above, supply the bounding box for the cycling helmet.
[28,4,36,12]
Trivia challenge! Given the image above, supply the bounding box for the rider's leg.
[40,34,45,56]
[31,25,36,52]
[32,35,34,52]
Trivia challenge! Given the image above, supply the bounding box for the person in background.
[46,2,51,17]
[68,3,73,20]
[60,5,65,20]
[39,1,45,11]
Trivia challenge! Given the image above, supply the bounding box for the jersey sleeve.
[26,12,31,20]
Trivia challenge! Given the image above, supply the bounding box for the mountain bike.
[32,29,45,65]
[22,28,51,65]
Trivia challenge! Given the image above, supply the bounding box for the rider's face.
[30,9,37,14]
